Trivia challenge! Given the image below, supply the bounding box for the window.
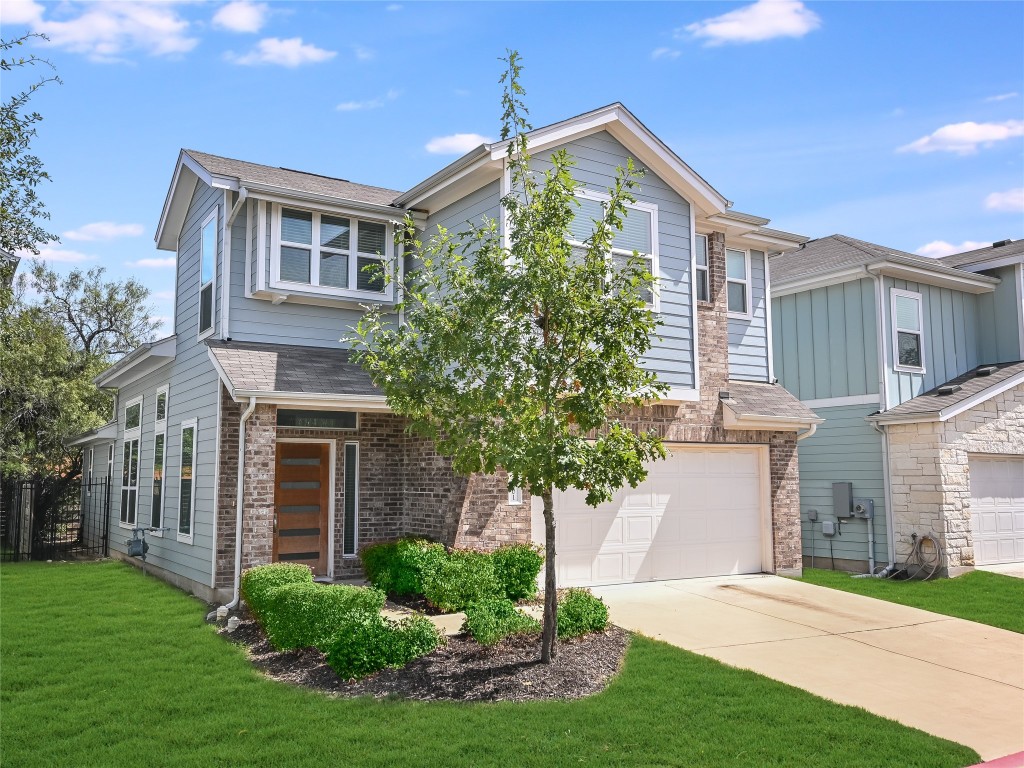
[199,210,217,338]
[695,234,709,303]
[151,386,168,530]
[178,419,197,542]
[120,397,142,527]
[891,288,925,372]
[273,205,390,298]
[107,444,114,482]
[569,191,659,309]
[277,409,357,430]
[726,248,751,316]
[508,486,523,505]
[87,447,95,496]
[343,442,358,557]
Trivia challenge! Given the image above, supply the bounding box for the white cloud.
[651,47,681,60]
[17,246,95,263]
[63,221,145,241]
[127,257,176,268]
[385,4,402,10]
[914,240,989,259]
[212,1,268,33]
[425,133,493,155]
[984,92,1019,103]
[9,1,197,62]
[984,188,1024,213]
[336,89,400,112]
[228,37,336,67]
[898,120,1024,155]
[353,44,375,61]
[681,0,821,46]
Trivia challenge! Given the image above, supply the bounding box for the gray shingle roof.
[869,361,1024,422]
[939,239,1024,268]
[207,340,381,397]
[723,381,822,423]
[184,150,402,208]
[769,234,996,287]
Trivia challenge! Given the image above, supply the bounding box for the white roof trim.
[237,391,390,412]
[66,421,117,447]
[867,261,998,294]
[94,336,176,389]
[869,369,1024,425]
[947,253,1024,273]
[722,402,823,431]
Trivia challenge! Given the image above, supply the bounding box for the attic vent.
[975,365,998,376]
[937,384,962,396]
[992,239,1013,248]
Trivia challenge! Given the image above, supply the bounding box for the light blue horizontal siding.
[729,250,769,381]
[798,404,888,567]
[773,278,879,401]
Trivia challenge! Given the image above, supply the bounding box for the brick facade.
[885,382,1024,575]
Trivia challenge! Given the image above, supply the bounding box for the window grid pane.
[697,267,709,302]
[897,331,922,368]
[895,295,921,331]
[199,284,213,332]
[726,250,747,280]
[321,215,350,250]
[280,246,311,283]
[356,256,385,292]
[319,251,348,288]
[727,281,747,314]
[357,221,386,255]
[201,219,216,284]
[696,236,708,266]
[281,209,312,244]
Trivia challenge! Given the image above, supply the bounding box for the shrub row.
[239,562,313,622]
[325,613,441,680]
[261,581,386,650]
[460,589,609,645]
[359,539,544,611]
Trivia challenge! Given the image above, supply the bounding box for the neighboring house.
[771,235,1024,576]
[71,104,820,603]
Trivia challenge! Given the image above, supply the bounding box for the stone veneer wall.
[885,382,1024,575]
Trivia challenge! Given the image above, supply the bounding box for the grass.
[799,568,1024,633]
[1,562,979,768]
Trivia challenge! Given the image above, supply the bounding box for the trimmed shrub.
[240,563,313,622]
[324,613,442,680]
[260,582,386,651]
[557,588,609,639]
[491,543,544,601]
[422,549,502,612]
[359,538,446,597]
[462,597,540,646]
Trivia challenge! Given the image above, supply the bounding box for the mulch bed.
[220,617,630,702]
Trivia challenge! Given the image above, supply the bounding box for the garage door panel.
[626,516,654,544]
[970,456,1024,566]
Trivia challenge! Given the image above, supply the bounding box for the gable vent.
[937,384,962,396]
[975,365,998,376]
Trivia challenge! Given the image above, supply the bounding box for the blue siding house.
[72,104,821,602]
[771,235,1024,576]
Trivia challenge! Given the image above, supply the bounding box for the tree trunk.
[541,487,558,663]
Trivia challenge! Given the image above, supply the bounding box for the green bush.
[359,538,447,596]
[324,613,442,680]
[557,588,608,639]
[422,549,502,612]
[260,582,386,651]
[491,543,544,601]
[462,597,540,646]
[240,563,313,622]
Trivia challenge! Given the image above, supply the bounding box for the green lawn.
[1,562,978,768]
[799,568,1024,633]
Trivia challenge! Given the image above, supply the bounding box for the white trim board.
[801,394,882,410]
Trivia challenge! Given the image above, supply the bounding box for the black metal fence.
[1,477,110,562]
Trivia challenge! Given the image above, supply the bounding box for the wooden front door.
[274,442,330,576]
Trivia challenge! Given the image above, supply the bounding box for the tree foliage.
[1,34,61,257]
[351,51,666,662]
[0,262,156,481]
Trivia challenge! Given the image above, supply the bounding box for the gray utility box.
[833,482,853,518]
[852,498,875,519]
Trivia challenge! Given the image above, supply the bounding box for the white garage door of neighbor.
[541,446,768,587]
[970,456,1024,566]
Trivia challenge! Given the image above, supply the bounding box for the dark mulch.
[383,593,445,615]
[220,618,630,702]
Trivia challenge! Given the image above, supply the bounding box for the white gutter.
[222,187,248,341]
[796,423,817,441]
[224,396,257,610]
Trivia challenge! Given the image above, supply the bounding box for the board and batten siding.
[882,277,980,406]
[728,250,769,381]
[798,403,888,568]
[772,278,880,402]
[977,263,1024,364]
[108,179,224,592]
[533,131,695,390]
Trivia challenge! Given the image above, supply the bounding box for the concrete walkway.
[592,574,1024,762]
[978,562,1024,579]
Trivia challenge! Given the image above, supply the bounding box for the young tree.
[351,52,666,662]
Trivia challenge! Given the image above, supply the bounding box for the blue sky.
[4,0,1023,331]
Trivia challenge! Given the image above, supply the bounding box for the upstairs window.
[695,234,709,302]
[273,205,390,298]
[726,248,751,317]
[892,288,925,372]
[569,191,659,309]
[199,210,217,338]
[120,396,142,527]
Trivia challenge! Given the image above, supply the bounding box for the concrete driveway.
[592,575,1024,761]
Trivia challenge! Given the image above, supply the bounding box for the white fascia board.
[394,148,493,209]
[206,347,234,394]
[741,230,809,252]
[947,253,1024,272]
[244,184,405,220]
[94,336,176,388]
[235,390,391,412]
[770,268,867,298]
[937,370,1024,421]
[722,404,823,431]
[66,422,117,447]
[866,412,938,425]
[655,388,701,404]
[155,156,199,251]
[867,261,997,294]
[801,393,882,410]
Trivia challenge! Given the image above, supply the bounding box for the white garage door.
[970,456,1024,565]
[537,446,767,587]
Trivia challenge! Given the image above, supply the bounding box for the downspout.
[866,265,897,576]
[223,395,257,609]
[221,187,248,341]
[795,423,817,441]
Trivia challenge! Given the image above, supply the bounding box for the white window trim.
[268,202,394,302]
[198,208,218,342]
[891,287,926,373]
[726,247,753,320]
[177,418,198,544]
[343,441,359,558]
[151,385,169,536]
[572,189,661,312]
[120,396,142,529]
[695,233,710,304]
[507,486,523,505]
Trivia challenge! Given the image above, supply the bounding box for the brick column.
[241,404,276,571]
[769,432,802,575]
[697,230,729,420]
